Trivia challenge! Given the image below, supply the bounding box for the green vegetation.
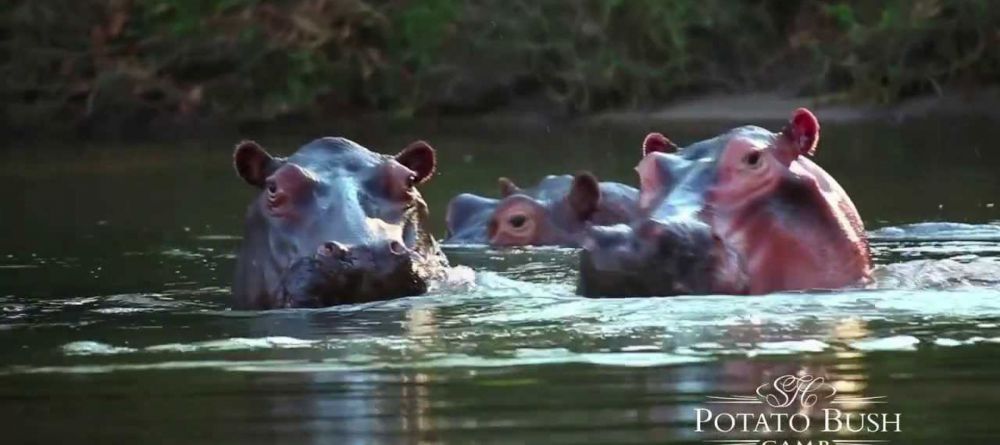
[2,0,998,135]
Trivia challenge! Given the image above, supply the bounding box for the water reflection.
[1,118,1000,443]
[208,354,893,444]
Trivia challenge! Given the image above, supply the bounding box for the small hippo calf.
[232,137,448,309]
[444,173,640,247]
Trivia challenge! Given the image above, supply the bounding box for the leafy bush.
[1,0,997,134]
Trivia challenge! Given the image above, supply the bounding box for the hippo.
[579,108,871,297]
[444,173,640,247]
[231,137,448,309]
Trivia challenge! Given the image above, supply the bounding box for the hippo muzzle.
[278,240,428,308]
[578,219,741,297]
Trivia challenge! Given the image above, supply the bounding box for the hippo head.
[579,108,871,297]
[444,173,639,247]
[231,137,447,309]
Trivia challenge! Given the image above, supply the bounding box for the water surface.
[1,117,999,444]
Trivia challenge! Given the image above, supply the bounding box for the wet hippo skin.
[444,173,640,247]
[579,108,871,297]
[231,137,449,309]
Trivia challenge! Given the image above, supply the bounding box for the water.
[2,117,1000,444]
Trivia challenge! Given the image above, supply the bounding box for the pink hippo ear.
[643,132,678,156]
[396,140,437,185]
[781,108,820,157]
[234,140,282,188]
[498,177,522,197]
[568,171,601,220]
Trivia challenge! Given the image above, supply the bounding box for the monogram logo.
[754,374,837,408]
[697,373,901,443]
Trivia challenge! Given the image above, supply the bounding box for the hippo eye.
[743,151,762,168]
[406,175,417,189]
[266,181,278,194]
[509,215,528,229]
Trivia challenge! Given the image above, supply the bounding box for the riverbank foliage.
[2,0,998,135]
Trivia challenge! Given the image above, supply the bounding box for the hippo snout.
[578,219,721,297]
[279,239,423,308]
[580,224,637,271]
[317,240,409,266]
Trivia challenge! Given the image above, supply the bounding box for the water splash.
[869,222,1000,241]
[5,223,1000,376]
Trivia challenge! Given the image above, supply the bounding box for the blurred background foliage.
[2,0,998,136]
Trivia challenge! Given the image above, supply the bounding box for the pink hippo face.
[579,108,871,297]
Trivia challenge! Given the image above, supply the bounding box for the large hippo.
[579,108,871,296]
[444,173,640,247]
[232,137,448,309]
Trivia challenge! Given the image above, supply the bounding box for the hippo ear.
[234,140,281,188]
[568,172,601,220]
[643,132,678,156]
[498,177,522,197]
[396,140,436,185]
[780,108,820,157]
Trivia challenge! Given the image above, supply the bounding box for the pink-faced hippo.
[579,108,871,296]
[444,173,640,247]
[232,137,448,309]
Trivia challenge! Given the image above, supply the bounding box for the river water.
[1,117,999,444]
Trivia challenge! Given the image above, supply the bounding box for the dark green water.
[2,117,1000,444]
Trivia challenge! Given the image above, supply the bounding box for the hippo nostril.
[584,224,633,251]
[637,220,669,240]
[630,236,641,252]
[388,240,406,256]
[318,241,348,258]
[509,214,528,229]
